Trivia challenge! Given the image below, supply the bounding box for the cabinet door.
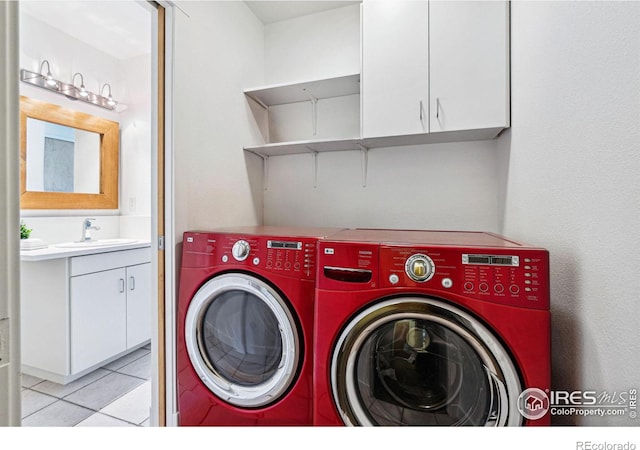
[429,1,509,132]
[70,268,127,373]
[126,263,151,349]
[362,0,429,138]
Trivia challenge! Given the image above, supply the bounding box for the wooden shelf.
[244,73,360,107]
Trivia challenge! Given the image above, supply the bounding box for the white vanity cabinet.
[361,0,509,139]
[21,246,151,384]
[70,267,127,374]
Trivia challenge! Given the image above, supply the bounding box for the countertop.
[20,240,152,262]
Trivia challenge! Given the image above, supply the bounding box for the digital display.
[468,255,491,264]
[267,240,302,250]
[491,256,514,266]
[463,254,519,267]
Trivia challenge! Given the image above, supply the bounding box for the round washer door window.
[185,273,300,408]
[332,297,523,426]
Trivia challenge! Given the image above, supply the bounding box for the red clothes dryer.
[177,226,341,426]
[314,229,551,426]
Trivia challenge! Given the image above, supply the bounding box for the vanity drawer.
[70,247,151,277]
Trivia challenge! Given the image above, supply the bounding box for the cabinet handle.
[419,100,423,121]
[119,278,125,293]
[436,97,440,120]
[129,276,135,291]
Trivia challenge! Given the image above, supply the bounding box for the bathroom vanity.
[20,240,151,384]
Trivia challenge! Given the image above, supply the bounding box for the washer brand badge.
[517,388,550,420]
[324,248,335,255]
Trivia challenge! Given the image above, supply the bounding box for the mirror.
[20,96,119,209]
[25,118,101,194]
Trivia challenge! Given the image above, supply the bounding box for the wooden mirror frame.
[20,96,119,209]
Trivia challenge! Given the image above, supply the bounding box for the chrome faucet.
[81,218,100,242]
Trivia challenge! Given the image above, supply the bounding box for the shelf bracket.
[306,147,319,188]
[244,149,270,191]
[358,144,369,188]
[262,154,269,191]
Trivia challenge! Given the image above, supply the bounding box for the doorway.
[16,0,165,426]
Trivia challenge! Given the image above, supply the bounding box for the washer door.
[185,273,300,408]
[332,297,523,426]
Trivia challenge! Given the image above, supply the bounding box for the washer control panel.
[379,245,549,310]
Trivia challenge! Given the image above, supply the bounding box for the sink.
[55,238,138,248]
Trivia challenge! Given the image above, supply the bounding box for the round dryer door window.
[332,298,523,426]
[185,273,300,408]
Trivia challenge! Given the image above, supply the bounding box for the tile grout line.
[21,349,152,427]
[20,389,62,420]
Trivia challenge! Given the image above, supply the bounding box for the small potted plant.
[20,221,45,250]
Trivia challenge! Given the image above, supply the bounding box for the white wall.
[120,53,152,240]
[173,1,265,243]
[502,1,640,425]
[264,4,360,84]
[265,141,500,231]
[19,8,152,243]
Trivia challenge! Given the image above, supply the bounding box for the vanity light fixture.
[20,59,121,111]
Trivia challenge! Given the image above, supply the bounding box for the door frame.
[154,0,177,427]
[0,0,21,426]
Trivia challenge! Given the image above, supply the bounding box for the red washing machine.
[314,229,551,426]
[177,226,341,426]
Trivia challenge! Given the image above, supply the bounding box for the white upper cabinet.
[361,1,429,138]
[361,0,509,140]
[429,1,510,133]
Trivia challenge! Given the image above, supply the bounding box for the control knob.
[231,240,251,261]
[405,254,435,282]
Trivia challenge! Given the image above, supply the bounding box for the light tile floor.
[21,344,151,427]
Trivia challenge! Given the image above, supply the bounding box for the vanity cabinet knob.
[129,276,135,291]
[119,278,125,293]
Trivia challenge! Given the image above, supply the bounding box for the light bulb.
[40,61,58,88]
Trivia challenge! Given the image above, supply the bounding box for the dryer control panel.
[182,231,318,280]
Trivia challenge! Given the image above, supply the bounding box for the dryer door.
[332,297,523,426]
[185,273,300,408]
